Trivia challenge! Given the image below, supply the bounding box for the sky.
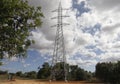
[1,0,120,73]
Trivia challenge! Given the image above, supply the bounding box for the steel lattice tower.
[50,2,69,81]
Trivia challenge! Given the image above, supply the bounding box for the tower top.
[59,1,62,8]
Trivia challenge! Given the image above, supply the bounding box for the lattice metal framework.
[50,2,69,81]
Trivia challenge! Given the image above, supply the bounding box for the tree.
[16,71,22,76]
[25,71,37,79]
[37,62,50,79]
[95,61,120,84]
[52,62,69,80]
[0,62,2,66]
[115,61,120,84]
[69,65,78,80]
[37,62,92,81]
[0,70,8,75]
[69,65,92,81]
[0,0,43,59]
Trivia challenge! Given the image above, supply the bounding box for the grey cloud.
[102,23,120,33]
[75,37,87,45]
[89,0,120,12]
[27,0,120,70]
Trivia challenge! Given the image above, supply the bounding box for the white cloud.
[68,57,97,67]
[23,64,31,68]
[27,0,97,69]
[26,0,120,71]
[99,52,120,62]
[10,57,18,62]
[89,0,120,12]
[87,0,120,63]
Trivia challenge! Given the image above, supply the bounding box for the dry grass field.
[0,79,104,84]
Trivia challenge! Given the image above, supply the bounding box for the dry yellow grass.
[0,79,104,84]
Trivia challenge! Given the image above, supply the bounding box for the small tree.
[37,62,50,79]
[16,71,22,76]
[25,71,37,79]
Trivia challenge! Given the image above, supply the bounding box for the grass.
[0,74,8,81]
[0,79,104,84]
[0,74,104,84]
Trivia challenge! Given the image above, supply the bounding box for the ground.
[0,79,104,84]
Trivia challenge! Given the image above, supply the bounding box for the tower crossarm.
[51,23,69,28]
[51,15,69,19]
[52,8,69,12]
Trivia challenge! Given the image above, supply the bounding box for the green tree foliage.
[37,62,50,79]
[69,65,92,81]
[95,61,120,84]
[16,71,37,79]
[37,62,92,81]
[0,0,43,59]
[24,71,37,79]
[0,70,8,75]
[16,71,22,76]
[0,62,2,66]
[15,71,37,79]
[69,65,78,80]
[52,62,69,80]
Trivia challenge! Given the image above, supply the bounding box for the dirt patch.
[0,79,104,84]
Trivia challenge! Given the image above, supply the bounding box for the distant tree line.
[0,62,93,81]
[95,61,120,84]
[37,62,93,81]
[0,70,37,79]
[1,61,120,83]
[16,71,37,79]
[68,65,92,81]
[0,70,8,75]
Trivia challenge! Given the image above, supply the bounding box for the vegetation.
[0,62,2,66]
[1,61,120,83]
[24,71,37,79]
[0,70,8,81]
[0,70,8,75]
[16,71,23,77]
[95,61,120,84]
[37,62,93,81]
[0,0,43,59]
[68,65,92,81]
[37,62,50,79]
[16,71,37,79]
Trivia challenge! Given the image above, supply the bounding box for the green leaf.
[0,0,43,59]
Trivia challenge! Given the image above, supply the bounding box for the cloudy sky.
[1,0,120,72]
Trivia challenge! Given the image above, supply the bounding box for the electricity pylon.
[50,2,69,81]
